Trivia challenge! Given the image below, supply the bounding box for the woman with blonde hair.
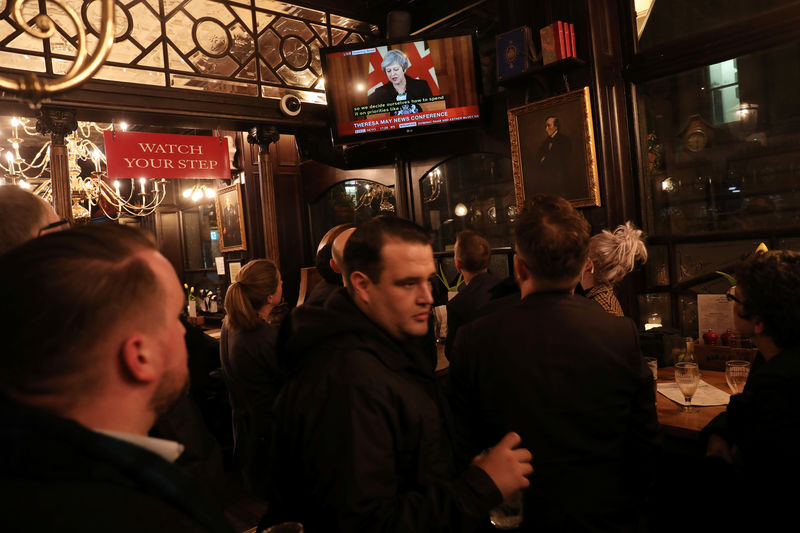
[580,222,647,317]
[220,259,282,491]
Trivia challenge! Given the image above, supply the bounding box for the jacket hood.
[278,288,431,377]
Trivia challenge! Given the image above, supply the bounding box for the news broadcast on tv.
[322,34,480,143]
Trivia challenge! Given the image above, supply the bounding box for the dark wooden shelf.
[497,57,587,86]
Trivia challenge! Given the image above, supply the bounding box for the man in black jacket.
[702,250,800,528]
[445,230,501,356]
[449,196,658,532]
[264,216,532,533]
[0,224,233,533]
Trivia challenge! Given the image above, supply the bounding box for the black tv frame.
[320,31,484,146]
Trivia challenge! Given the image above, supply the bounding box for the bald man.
[0,186,62,254]
[331,226,356,286]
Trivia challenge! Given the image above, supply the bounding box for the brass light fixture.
[0,0,115,105]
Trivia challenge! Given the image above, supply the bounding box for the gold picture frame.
[508,87,601,208]
[215,183,247,252]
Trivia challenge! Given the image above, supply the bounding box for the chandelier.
[1,117,166,220]
[182,184,217,202]
[353,182,395,213]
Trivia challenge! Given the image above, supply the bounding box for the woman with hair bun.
[580,222,648,317]
[220,259,283,491]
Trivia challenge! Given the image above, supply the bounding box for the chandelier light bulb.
[11,117,19,127]
[183,188,192,198]
[191,189,202,202]
[120,122,128,131]
[113,180,120,189]
[205,188,215,198]
[454,203,468,217]
[5,151,14,163]
[19,180,30,189]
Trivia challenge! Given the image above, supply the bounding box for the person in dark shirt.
[0,224,233,533]
[220,259,283,493]
[702,249,800,528]
[449,195,658,531]
[445,230,501,356]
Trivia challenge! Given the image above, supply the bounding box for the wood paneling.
[155,209,184,278]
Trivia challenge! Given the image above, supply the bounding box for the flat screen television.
[321,33,482,145]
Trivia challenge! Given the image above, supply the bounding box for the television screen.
[321,33,481,145]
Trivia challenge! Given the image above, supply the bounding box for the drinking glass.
[725,360,751,394]
[489,489,524,529]
[674,361,700,412]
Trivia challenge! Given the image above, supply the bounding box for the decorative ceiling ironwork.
[0,0,379,104]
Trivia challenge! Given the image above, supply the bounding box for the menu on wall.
[697,294,734,339]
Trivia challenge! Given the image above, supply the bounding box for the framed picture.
[215,183,247,252]
[508,87,601,208]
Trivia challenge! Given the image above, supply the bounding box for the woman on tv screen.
[368,49,433,115]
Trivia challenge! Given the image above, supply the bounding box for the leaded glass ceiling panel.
[0,0,378,103]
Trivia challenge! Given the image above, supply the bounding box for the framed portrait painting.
[508,87,601,208]
[215,183,247,252]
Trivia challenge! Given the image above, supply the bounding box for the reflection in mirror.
[308,180,396,249]
[419,153,514,252]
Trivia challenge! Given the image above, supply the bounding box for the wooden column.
[246,125,281,266]
[35,108,77,222]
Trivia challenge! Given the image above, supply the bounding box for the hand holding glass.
[725,360,751,394]
[674,362,699,412]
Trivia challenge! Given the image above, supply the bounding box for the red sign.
[338,105,479,137]
[103,131,230,180]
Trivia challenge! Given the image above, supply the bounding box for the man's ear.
[330,257,341,274]
[514,254,529,283]
[454,257,464,274]
[350,271,371,303]
[584,259,594,273]
[120,335,159,384]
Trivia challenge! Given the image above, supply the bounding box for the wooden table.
[656,367,731,439]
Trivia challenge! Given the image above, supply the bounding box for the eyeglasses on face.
[725,292,745,305]
[38,218,70,237]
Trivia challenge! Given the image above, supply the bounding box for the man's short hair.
[0,223,162,402]
[455,230,491,273]
[343,216,430,288]
[0,186,54,254]
[735,250,800,349]
[515,195,590,284]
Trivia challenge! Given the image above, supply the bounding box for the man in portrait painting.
[535,116,573,193]
[222,195,242,247]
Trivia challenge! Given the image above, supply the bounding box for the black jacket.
[449,292,658,532]
[263,288,501,533]
[304,278,341,307]
[220,321,281,491]
[0,399,234,533]
[445,272,502,357]
[702,347,800,519]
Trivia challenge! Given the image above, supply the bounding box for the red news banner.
[339,105,479,137]
[103,131,230,180]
